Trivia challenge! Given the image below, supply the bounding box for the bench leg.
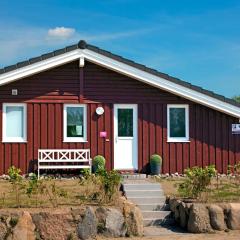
[38,167,40,180]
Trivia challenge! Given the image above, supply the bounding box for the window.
[118,108,133,137]
[2,103,27,142]
[64,104,87,142]
[167,104,189,142]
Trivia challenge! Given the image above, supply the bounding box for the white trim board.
[0,48,240,118]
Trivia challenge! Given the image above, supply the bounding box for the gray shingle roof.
[0,40,239,108]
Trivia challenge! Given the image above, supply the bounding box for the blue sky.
[0,0,240,98]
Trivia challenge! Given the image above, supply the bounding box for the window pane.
[6,106,24,138]
[118,109,133,137]
[170,108,186,138]
[67,107,84,137]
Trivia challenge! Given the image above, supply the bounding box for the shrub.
[93,155,106,172]
[178,165,216,199]
[150,154,162,175]
[150,154,162,164]
[97,169,122,203]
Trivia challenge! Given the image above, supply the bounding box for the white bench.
[38,149,92,178]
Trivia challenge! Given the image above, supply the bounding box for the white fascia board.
[82,49,240,118]
[0,48,240,118]
[0,49,81,86]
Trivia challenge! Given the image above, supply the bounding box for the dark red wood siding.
[0,60,239,174]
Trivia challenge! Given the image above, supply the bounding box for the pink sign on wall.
[100,131,107,138]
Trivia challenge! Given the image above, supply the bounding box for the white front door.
[114,104,138,170]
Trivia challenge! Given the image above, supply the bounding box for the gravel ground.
[98,230,240,240]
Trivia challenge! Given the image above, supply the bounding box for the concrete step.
[127,196,166,205]
[123,183,162,191]
[124,190,164,197]
[137,203,166,211]
[142,210,171,219]
[121,174,147,180]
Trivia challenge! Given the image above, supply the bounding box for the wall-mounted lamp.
[96,107,104,115]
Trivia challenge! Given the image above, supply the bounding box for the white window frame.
[63,104,87,142]
[167,104,189,142]
[2,103,27,143]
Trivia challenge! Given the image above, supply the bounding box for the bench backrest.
[38,149,91,162]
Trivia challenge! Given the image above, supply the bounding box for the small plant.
[150,154,162,175]
[26,173,46,207]
[97,169,122,203]
[93,155,106,173]
[8,166,22,182]
[178,165,217,199]
[45,181,68,207]
[80,168,91,179]
[8,166,24,207]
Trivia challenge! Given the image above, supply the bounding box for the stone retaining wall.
[0,197,143,240]
[169,198,240,233]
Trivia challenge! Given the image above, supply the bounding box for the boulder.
[226,203,240,230]
[179,202,187,228]
[208,205,226,231]
[169,198,181,222]
[95,207,127,237]
[122,199,144,236]
[0,222,8,240]
[32,211,77,240]
[7,211,35,240]
[187,204,213,233]
[77,207,97,240]
[169,198,180,212]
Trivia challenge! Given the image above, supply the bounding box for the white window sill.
[167,140,190,143]
[2,140,27,143]
[63,140,88,143]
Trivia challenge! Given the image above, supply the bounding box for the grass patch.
[0,177,122,208]
[155,177,240,203]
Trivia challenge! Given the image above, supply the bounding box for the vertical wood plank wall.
[0,60,239,174]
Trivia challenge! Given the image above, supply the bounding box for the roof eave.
[0,44,239,118]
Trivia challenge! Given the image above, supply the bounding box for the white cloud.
[0,23,154,67]
[47,27,75,39]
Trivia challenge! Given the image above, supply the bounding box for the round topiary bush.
[92,155,106,173]
[150,154,162,175]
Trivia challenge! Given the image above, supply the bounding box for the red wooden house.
[0,40,239,174]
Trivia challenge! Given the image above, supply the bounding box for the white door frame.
[113,104,138,170]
